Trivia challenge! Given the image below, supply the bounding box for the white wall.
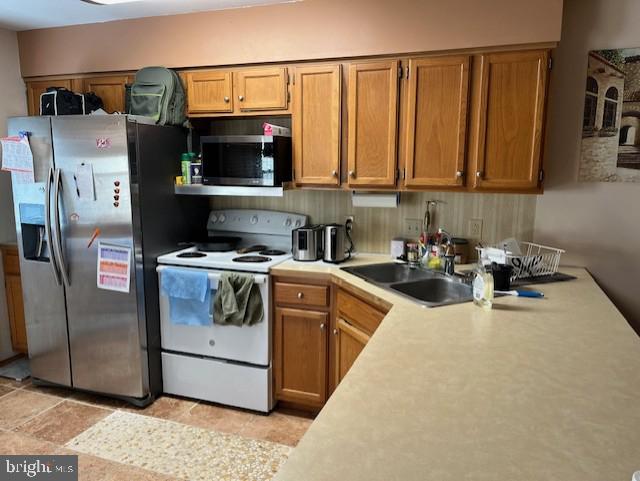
[0,27,25,243]
[534,0,640,334]
[0,27,27,359]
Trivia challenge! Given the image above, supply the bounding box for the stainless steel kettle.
[323,223,354,264]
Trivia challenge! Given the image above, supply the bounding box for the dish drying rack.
[477,241,565,281]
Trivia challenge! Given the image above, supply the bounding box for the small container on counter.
[452,237,469,264]
[181,153,191,184]
[190,162,203,185]
[406,242,420,268]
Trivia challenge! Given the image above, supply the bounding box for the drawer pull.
[320,323,326,331]
[333,328,338,335]
[297,292,304,299]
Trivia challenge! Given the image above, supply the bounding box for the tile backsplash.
[211,191,537,255]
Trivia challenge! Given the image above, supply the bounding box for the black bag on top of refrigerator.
[82,92,104,114]
[128,67,186,126]
[40,87,84,115]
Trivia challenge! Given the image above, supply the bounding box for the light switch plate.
[404,218,422,238]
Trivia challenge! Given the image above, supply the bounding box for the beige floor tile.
[68,392,126,409]
[240,411,313,447]
[16,400,111,444]
[0,390,61,430]
[25,382,74,399]
[0,430,61,455]
[121,395,197,422]
[75,453,181,481]
[176,401,257,435]
[0,385,15,399]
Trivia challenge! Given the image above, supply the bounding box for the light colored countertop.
[272,254,640,481]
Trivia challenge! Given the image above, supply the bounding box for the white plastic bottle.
[472,262,494,309]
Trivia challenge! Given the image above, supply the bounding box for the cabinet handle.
[297,292,304,299]
[320,323,326,331]
[456,171,464,178]
[223,96,230,103]
[331,170,338,177]
[348,170,355,178]
[476,171,482,178]
[238,95,244,101]
[333,328,338,335]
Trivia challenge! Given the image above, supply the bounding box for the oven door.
[157,265,271,366]
[201,135,276,187]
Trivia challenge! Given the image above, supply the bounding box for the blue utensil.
[495,289,544,298]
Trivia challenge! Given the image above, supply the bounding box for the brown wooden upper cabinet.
[469,49,549,191]
[184,70,234,114]
[293,64,342,186]
[403,55,470,188]
[184,67,289,116]
[83,75,131,113]
[347,61,399,188]
[235,67,288,111]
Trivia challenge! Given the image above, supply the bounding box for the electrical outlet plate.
[468,218,483,238]
[404,218,422,238]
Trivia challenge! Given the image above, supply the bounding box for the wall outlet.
[404,218,422,238]
[468,218,483,238]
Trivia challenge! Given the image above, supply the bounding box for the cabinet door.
[274,307,328,407]
[333,318,370,387]
[5,275,27,353]
[404,55,470,188]
[347,61,399,188]
[83,75,129,113]
[293,65,342,186]
[470,50,549,191]
[185,71,233,114]
[26,79,73,116]
[236,67,288,111]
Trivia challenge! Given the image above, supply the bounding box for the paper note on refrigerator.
[74,163,95,200]
[97,242,131,293]
[0,134,34,184]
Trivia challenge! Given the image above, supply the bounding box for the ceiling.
[0,0,297,31]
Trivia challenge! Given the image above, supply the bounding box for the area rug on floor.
[0,357,30,381]
[66,411,291,481]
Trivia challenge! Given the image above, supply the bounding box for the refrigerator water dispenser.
[18,203,48,261]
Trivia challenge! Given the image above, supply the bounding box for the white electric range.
[156,209,308,412]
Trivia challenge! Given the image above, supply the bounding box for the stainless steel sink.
[342,262,473,307]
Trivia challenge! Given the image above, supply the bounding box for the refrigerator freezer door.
[7,117,71,386]
[51,116,146,399]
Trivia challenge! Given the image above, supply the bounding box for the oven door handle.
[156,266,268,286]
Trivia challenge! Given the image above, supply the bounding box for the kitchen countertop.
[271,254,640,481]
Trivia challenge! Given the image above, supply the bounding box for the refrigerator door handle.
[53,168,70,287]
[44,166,62,286]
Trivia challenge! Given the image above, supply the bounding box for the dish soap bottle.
[472,261,494,309]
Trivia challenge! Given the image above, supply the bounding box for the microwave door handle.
[53,168,70,287]
[44,167,62,286]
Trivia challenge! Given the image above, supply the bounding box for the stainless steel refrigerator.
[7,115,207,405]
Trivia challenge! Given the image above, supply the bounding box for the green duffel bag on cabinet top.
[129,66,186,126]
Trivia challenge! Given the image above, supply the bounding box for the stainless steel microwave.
[200,135,292,187]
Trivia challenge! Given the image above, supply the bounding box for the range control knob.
[210,214,218,224]
[250,215,259,225]
[218,214,226,223]
[284,218,292,227]
[294,220,302,228]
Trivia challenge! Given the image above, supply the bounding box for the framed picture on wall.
[579,49,640,182]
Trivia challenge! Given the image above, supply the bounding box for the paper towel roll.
[351,192,399,208]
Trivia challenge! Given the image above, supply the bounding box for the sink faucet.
[438,229,456,276]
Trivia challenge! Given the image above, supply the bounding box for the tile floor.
[0,376,314,481]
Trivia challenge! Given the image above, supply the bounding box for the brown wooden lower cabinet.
[273,306,329,408]
[1,245,27,353]
[273,277,389,410]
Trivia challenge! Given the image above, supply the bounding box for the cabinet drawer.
[3,251,20,276]
[336,289,386,336]
[274,282,329,308]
